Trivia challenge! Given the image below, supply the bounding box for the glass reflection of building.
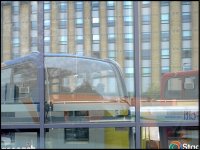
[1,1,198,95]
[1,1,199,149]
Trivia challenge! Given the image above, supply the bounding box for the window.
[142,7,150,15]
[31,37,37,46]
[161,32,169,41]
[161,41,169,49]
[65,128,89,142]
[182,2,191,12]
[160,1,169,6]
[13,22,20,31]
[76,18,83,25]
[142,42,150,50]
[142,25,150,32]
[161,49,169,59]
[59,20,67,28]
[182,50,191,58]
[44,36,50,45]
[124,16,133,24]
[142,15,150,24]
[182,12,191,22]
[182,40,191,48]
[108,43,115,51]
[107,1,115,8]
[108,51,116,58]
[142,50,151,59]
[142,32,151,42]
[44,20,50,29]
[107,16,115,25]
[161,23,169,31]
[12,6,19,15]
[60,13,67,20]
[124,33,133,42]
[123,1,133,9]
[125,50,134,59]
[60,36,67,45]
[124,42,134,51]
[60,2,67,12]
[91,1,99,10]
[182,22,191,30]
[161,14,169,23]
[44,2,50,12]
[182,30,191,40]
[161,6,169,13]
[92,18,99,24]
[123,8,133,16]
[31,2,38,13]
[12,38,20,47]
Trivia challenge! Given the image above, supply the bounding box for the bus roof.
[161,70,199,80]
[2,51,119,68]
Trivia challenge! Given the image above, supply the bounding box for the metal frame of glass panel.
[1,1,198,149]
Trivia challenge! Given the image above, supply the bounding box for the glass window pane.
[141,127,199,149]
[161,6,169,13]
[44,56,134,123]
[1,130,38,149]
[92,18,99,23]
[182,40,191,48]
[142,25,150,32]
[1,61,39,124]
[161,23,169,31]
[182,23,191,30]
[142,8,150,15]
[182,4,191,12]
[45,127,135,148]
[107,10,114,16]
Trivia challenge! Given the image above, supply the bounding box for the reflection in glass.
[140,70,199,122]
[45,127,135,149]
[1,129,38,149]
[1,60,39,124]
[141,126,199,149]
[44,56,134,123]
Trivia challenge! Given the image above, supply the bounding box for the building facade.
[1,1,199,94]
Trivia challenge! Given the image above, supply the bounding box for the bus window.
[1,60,39,123]
[165,78,182,99]
[183,76,198,99]
[161,70,199,100]
[44,56,131,123]
[184,77,194,90]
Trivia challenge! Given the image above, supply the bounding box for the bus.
[160,70,198,103]
[141,70,199,149]
[1,52,132,148]
[140,70,199,122]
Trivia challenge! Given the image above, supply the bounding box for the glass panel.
[1,129,38,149]
[141,70,199,122]
[44,56,134,123]
[141,127,199,149]
[140,1,199,124]
[1,60,39,124]
[45,127,135,149]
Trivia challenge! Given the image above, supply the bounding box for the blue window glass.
[182,31,191,39]
[76,18,83,25]
[44,3,50,12]
[142,15,150,24]
[60,2,67,12]
[161,14,169,23]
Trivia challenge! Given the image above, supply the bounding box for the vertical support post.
[38,1,45,149]
[133,1,141,149]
